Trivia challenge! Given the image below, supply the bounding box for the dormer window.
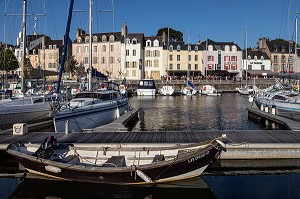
[109,35,115,42]
[53,45,57,50]
[176,45,181,51]
[93,36,98,42]
[195,45,198,51]
[102,35,107,42]
[146,40,151,47]
[153,39,159,47]
[225,45,230,53]
[77,38,82,43]
[169,45,173,52]
[132,38,137,44]
[49,45,52,50]
[33,49,36,54]
[281,48,285,53]
[232,45,237,53]
[126,38,130,44]
[85,36,89,43]
[188,45,191,51]
[208,45,213,51]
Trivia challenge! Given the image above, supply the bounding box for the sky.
[0,0,300,49]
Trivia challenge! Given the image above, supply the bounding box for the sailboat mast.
[245,29,248,86]
[295,16,298,73]
[88,0,92,91]
[166,27,169,81]
[21,0,27,94]
[187,30,190,83]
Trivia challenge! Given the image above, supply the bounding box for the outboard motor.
[33,136,57,159]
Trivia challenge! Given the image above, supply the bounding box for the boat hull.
[136,89,156,96]
[53,99,128,132]
[7,140,224,185]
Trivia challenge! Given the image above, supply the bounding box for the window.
[281,48,285,53]
[147,60,151,67]
[85,46,88,53]
[281,55,286,63]
[133,61,136,68]
[274,55,278,63]
[170,63,173,69]
[231,56,236,61]
[77,38,82,43]
[53,45,57,50]
[169,55,173,61]
[94,46,97,53]
[248,65,252,70]
[102,45,106,52]
[93,36,98,42]
[133,50,136,56]
[177,55,180,61]
[153,40,159,47]
[195,55,198,61]
[274,47,277,52]
[84,57,88,64]
[126,62,129,68]
[48,63,52,68]
[85,37,89,43]
[224,56,230,61]
[225,45,230,53]
[154,50,159,57]
[169,45,173,52]
[93,57,98,64]
[101,57,105,64]
[188,45,191,51]
[126,50,129,56]
[102,35,107,42]
[132,38,137,44]
[146,50,151,57]
[109,35,114,42]
[177,45,181,51]
[188,64,191,70]
[49,45,52,50]
[208,55,214,61]
[208,45,213,51]
[261,65,265,70]
[231,64,237,70]
[177,64,180,70]
[288,56,293,63]
[232,45,237,53]
[110,45,114,52]
[154,59,159,67]
[195,45,198,51]
[195,64,198,70]
[110,57,114,64]
[188,55,191,61]
[146,41,151,47]
[224,64,229,70]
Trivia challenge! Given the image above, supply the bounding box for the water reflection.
[9,176,215,199]
[129,94,262,131]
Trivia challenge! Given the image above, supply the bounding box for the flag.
[187,80,195,89]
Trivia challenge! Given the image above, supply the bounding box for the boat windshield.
[74,92,118,100]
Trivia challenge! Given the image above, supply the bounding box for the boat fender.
[45,165,62,173]
[136,169,152,183]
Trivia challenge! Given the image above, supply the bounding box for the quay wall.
[112,79,275,92]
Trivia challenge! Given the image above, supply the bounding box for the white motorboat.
[159,84,175,96]
[136,79,156,96]
[201,85,221,96]
[52,82,128,132]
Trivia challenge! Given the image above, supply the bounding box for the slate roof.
[265,39,295,54]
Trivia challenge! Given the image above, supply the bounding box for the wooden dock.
[0,106,300,160]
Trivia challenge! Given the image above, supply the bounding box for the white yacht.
[136,79,156,96]
[159,84,175,96]
[52,82,128,132]
[201,85,221,96]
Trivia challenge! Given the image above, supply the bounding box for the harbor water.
[1,93,299,199]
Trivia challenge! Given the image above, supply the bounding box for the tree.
[157,27,183,42]
[64,55,78,77]
[0,48,19,72]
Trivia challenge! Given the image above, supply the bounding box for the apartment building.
[165,41,203,79]
[203,39,242,78]
[144,36,165,80]
[259,37,298,73]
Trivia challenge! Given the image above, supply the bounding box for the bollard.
[260,105,264,111]
[271,105,276,115]
[264,106,269,113]
[65,120,69,134]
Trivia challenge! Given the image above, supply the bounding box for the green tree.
[157,27,183,42]
[64,55,78,77]
[0,48,19,72]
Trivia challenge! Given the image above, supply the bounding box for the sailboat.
[160,28,175,96]
[0,0,66,131]
[52,0,128,133]
[181,32,197,96]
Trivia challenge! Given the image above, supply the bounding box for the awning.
[247,70,276,76]
[278,72,300,79]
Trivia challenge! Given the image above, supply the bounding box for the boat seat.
[53,155,80,164]
[152,154,165,163]
[102,156,126,167]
